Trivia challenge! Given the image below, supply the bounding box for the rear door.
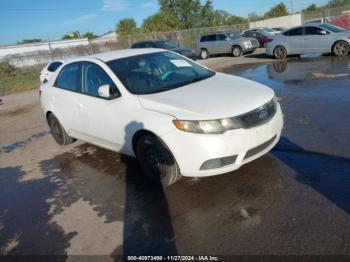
[204,34,217,54]
[51,62,85,136]
[283,27,305,54]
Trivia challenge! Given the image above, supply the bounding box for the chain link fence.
[0,23,248,69]
[302,4,350,23]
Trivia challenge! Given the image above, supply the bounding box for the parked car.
[40,48,283,186]
[197,31,260,59]
[272,27,287,33]
[131,40,196,59]
[242,29,274,48]
[244,27,281,36]
[266,23,350,59]
[40,60,64,84]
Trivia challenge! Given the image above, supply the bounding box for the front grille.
[239,99,277,129]
[244,135,277,160]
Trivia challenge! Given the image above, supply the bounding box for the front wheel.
[232,46,242,57]
[332,41,349,56]
[136,134,181,186]
[273,46,287,59]
[200,49,209,59]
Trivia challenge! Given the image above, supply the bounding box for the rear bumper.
[161,104,284,177]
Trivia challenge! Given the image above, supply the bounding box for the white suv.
[40,49,283,186]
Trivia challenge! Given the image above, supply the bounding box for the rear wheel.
[200,49,209,59]
[332,41,349,56]
[232,46,242,57]
[136,134,181,186]
[47,113,75,145]
[273,45,287,59]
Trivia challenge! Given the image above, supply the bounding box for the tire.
[273,45,287,59]
[332,41,349,56]
[232,46,242,57]
[47,113,75,145]
[136,134,181,186]
[200,49,209,59]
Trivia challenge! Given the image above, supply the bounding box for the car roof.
[67,48,165,63]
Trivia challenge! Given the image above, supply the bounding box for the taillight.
[267,38,274,42]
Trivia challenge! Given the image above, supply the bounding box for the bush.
[0,61,17,79]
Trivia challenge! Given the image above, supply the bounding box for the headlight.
[173,117,242,134]
[243,41,252,47]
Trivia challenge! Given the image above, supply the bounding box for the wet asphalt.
[0,56,350,257]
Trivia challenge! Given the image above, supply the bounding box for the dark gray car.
[196,31,260,59]
[131,40,196,59]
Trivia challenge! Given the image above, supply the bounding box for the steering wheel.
[161,70,174,81]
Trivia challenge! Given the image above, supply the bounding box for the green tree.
[328,0,350,7]
[263,2,289,18]
[82,32,97,39]
[158,0,214,29]
[17,39,42,44]
[62,31,81,40]
[142,12,177,32]
[248,12,261,22]
[116,18,137,35]
[304,3,317,12]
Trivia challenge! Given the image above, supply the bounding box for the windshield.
[155,40,179,49]
[319,23,345,33]
[227,32,240,39]
[262,27,274,32]
[107,51,215,95]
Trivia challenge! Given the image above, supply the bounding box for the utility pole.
[290,0,294,14]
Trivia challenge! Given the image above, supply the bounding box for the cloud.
[101,0,128,11]
[141,1,157,8]
[63,14,97,25]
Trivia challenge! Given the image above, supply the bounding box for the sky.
[0,0,329,45]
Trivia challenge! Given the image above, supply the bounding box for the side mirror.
[98,84,121,99]
[98,85,111,98]
[320,30,327,35]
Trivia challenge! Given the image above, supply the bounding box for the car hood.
[138,72,275,120]
[170,47,194,54]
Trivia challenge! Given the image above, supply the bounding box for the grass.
[0,70,40,96]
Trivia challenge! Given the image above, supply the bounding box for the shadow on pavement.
[120,122,177,256]
[272,137,350,214]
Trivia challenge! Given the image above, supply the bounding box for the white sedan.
[39,60,63,84]
[40,49,283,186]
[267,23,350,59]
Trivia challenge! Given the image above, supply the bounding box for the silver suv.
[197,31,260,59]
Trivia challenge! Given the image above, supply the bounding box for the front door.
[76,61,125,151]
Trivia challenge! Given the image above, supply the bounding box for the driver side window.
[81,62,119,97]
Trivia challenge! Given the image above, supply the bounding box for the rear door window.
[207,34,217,41]
[284,27,303,36]
[55,63,80,92]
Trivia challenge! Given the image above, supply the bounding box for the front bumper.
[161,104,283,177]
